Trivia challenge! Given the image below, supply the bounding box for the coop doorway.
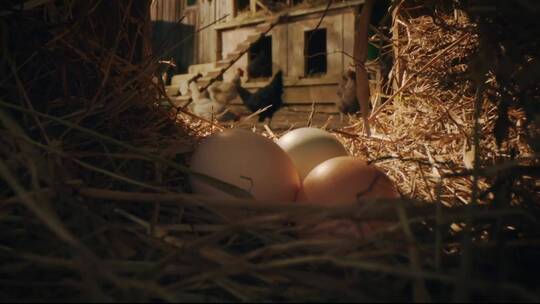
[304,28,327,76]
[248,36,273,79]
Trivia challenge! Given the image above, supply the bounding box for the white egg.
[277,127,349,180]
[189,128,301,202]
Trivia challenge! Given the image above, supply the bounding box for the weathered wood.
[326,14,344,78]
[216,59,234,68]
[229,83,341,104]
[284,85,341,104]
[165,0,373,107]
[256,0,271,13]
[223,104,350,132]
[230,0,237,18]
[188,63,216,74]
[343,11,356,72]
[288,22,304,77]
[151,0,195,24]
[287,14,343,78]
[272,24,288,76]
[213,0,364,30]
[354,0,374,136]
[242,75,342,88]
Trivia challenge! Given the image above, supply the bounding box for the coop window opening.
[186,0,197,7]
[304,28,327,76]
[237,0,250,12]
[248,36,273,79]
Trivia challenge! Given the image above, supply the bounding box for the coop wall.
[219,9,357,103]
[151,0,198,74]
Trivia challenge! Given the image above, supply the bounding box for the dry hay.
[335,7,535,206]
[1,0,539,302]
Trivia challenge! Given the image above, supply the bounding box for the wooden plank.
[271,24,287,75]
[326,14,343,78]
[159,0,163,21]
[230,83,341,104]
[164,0,170,21]
[207,0,217,63]
[213,0,218,63]
[214,0,364,30]
[220,26,257,81]
[188,63,216,74]
[246,33,263,43]
[255,0,271,13]
[150,0,157,20]
[216,0,229,19]
[256,22,272,32]
[284,85,340,103]
[286,14,346,79]
[235,41,250,52]
[216,59,233,68]
[240,75,340,89]
[226,51,242,61]
[205,69,224,78]
[170,73,198,87]
[230,0,237,18]
[288,22,305,77]
[224,104,348,132]
[175,0,182,22]
[343,11,355,72]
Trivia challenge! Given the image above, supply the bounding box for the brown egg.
[298,156,399,205]
[189,128,301,202]
[296,156,399,239]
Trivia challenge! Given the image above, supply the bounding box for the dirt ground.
[221,103,355,134]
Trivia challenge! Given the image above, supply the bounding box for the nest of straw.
[1,0,539,302]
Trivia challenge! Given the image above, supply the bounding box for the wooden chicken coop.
[152,0,382,105]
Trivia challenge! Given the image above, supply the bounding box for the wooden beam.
[354,0,374,136]
[250,0,257,13]
[256,0,271,13]
[231,0,237,18]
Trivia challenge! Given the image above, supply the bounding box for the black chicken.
[236,69,284,124]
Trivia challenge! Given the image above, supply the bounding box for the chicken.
[179,73,202,96]
[179,80,189,96]
[336,68,360,113]
[336,68,360,121]
[189,80,225,121]
[208,68,244,105]
[236,69,284,124]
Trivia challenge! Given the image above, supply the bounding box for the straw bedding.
[0,0,538,302]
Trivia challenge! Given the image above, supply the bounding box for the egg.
[189,128,301,202]
[298,156,399,205]
[277,127,349,180]
[296,156,400,239]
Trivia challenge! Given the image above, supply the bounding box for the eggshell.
[189,128,301,202]
[297,156,400,239]
[277,127,349,180]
